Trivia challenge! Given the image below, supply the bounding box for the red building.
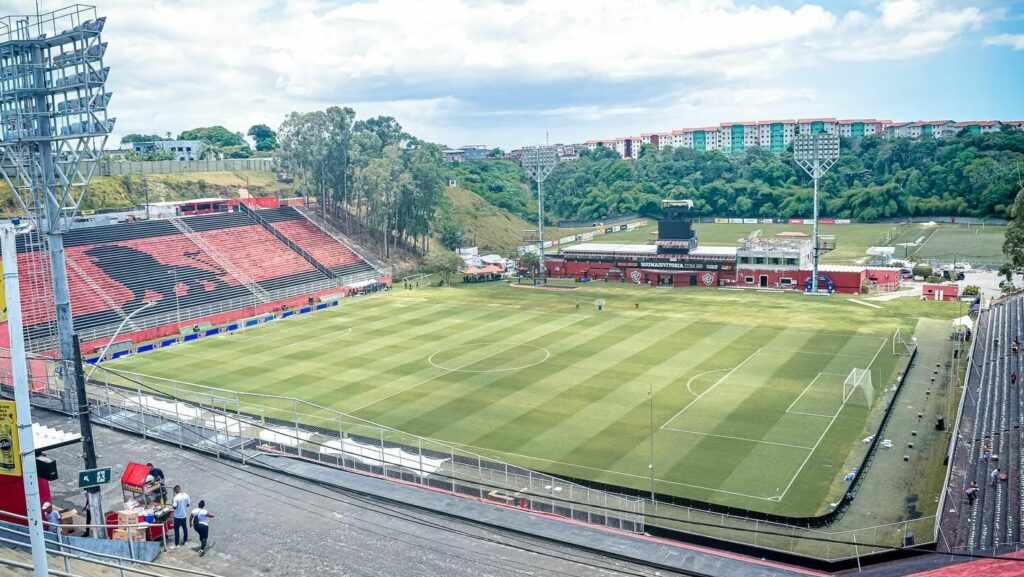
[922,283,960,301]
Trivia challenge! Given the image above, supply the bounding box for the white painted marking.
[660,348,761,428]
[349,314,592,413]
[660,427,815,450]
[847,298,883,309]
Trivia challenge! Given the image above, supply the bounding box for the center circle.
[428,342,550,373]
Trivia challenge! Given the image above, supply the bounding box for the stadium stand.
[7,207,381,349]
[946,294,1023,551]
[258,207,375,277]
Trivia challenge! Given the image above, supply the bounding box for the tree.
[179,126,246,147]
[519,251,539,275]
[247,124,278,151]
[120,134,166,144]
[1003,188,1024,271]
[425,251,463,285]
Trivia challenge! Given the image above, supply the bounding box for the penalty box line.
[659,347,762,430]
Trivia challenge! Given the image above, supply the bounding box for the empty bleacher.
[259,207,375,277]
[8,206,380,348]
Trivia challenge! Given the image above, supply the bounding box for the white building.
[131,140,207,161]
[797,118,838,136]
[757,120,796,153]
[719,121,759,154]
[837,119,886,138]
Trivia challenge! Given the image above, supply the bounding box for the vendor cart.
[106,462,173,546]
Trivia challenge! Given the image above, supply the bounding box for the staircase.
[295,206,391,275]
[167,215,272,303]
[238,203,337,279]
[66,254,139,330]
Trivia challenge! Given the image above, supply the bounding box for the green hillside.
[0,171,300,215]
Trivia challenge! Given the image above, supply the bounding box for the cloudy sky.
[9,0,1024,149]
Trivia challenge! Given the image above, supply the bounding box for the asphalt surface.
[33,410,687,577]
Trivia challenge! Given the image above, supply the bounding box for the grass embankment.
[0,171,299,215]
[444,186,586,254]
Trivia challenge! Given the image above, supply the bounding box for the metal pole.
[72,333,106,538]
[30,42,78,412]
[811,136,820,294]
[648,382,656,504]
[2,224,50,577]
[87,301,155,380]
[537,148,545,283]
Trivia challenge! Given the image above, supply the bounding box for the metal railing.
[83,367,646,535]
[73,363,944,561]
[295,206,392,275]
[166,215,271,303]
[0,510,223,577]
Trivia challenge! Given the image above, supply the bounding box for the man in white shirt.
[188,500,214,557]
[171,485,190,549]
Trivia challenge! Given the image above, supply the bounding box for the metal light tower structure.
[792,133,839,294]
[520,145,557,280]
[0,5,113,386]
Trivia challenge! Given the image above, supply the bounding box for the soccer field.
[104,283,956,516]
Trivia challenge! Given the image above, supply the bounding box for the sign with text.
[78,467,112,488]
[0,400,20,476]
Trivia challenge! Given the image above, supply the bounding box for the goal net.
[892,327,916,356]
[595,299,606,311]
[843,368,873,407]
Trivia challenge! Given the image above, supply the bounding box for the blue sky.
[11,0,1024,149]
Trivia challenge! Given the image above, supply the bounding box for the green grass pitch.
[104,282,958,516]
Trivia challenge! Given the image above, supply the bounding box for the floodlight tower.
[0,6,113,400]
[520,145,557,280]
[792,133,839,294]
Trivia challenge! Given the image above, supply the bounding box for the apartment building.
[837,119,886,138]
[758,120,797,154]
[797,118,838,136]
[719,121,759,154]
[954,121,1004,135]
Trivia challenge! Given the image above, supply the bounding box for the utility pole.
[2,225,50,576]
[72,334,105,538]
[792,133,840,293]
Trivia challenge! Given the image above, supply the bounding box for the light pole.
[648,382,656,506]
[87,301,157,380]
[792,133,840,294]
[1,224,49,576]
[520,145,557,283]
[168,270,181,329]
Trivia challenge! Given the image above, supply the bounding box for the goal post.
[893,327,916,356]
[843,368,873,407]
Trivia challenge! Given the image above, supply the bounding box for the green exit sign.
[78,467,112,488]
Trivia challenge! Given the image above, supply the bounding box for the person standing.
[42,502,60,534]
[189,500,214,557]
[171,485,190,549]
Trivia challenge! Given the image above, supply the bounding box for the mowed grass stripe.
[348,312,595,419]
[454,318,702,454]
[323,309,563,411]
[525,324,774,474]
[371,313,628,437]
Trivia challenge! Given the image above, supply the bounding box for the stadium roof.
[563,243,658,255]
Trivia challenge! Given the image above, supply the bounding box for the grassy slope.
[0,171,299,215]
[106,282,958,517]
[444,186,585,255]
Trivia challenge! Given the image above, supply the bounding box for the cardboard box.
[58,509,76,536]
[111,527,146,541]
[116,510,139,526]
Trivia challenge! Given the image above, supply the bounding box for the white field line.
[787,411,835,418]
[659,427,815,450]
[348,314,593,413]
[786,373,827,414]
[776,336,889,501]
[659,348,761,429]
[440,440,781,502]
[685,368,730,397]
[916,226,940,252]
[847,298,883,309]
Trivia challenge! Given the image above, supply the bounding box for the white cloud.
[3,0,1002,148]
[985,34,1024,50]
